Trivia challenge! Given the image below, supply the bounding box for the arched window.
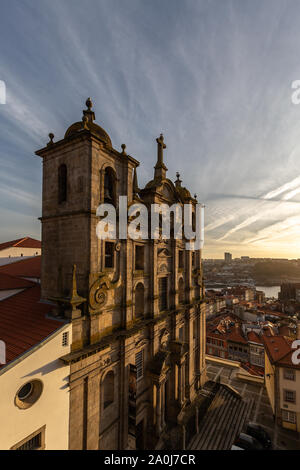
[135,283,145,318]
[178,278,185,304]
[102,371,114,409]
[58,164,67,204]
[104,167,116,206]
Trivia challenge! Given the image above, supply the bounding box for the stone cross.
[156,133,166,166]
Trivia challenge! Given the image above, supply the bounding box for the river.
[255,285,280,299]
[206,285,280,299]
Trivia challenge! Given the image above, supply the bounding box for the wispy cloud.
[0,0,300,257]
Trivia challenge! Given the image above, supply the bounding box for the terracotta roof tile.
[0,237,41,251]
[247,330,263,344]
[0,285,64,367]
[263,335,292,364]
[227,328,248,344]
[0,256,41,278]
[0,273,36,291]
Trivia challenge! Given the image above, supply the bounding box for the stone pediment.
[158,248,172,257]
[135,338,148,349]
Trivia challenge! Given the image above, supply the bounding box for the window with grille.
[16,433,41,450]
[284,389,296,403]
[105,242,115,268]
[62,331,69,347]
[159,277,168,312]
[135,245,144,270]
[282,410,296,424]
[11,427,45,450]
[284,368,295,381]
[135,350,144,381]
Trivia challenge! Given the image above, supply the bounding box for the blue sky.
[1,0,300,258]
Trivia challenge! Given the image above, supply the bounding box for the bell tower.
[36,99,139,336]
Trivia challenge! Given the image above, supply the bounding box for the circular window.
[15,380,43,409]
[17,382,33,400]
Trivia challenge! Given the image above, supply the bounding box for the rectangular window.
[135,245,144,271]
[282,410,296,424]
[178,250,184,269]
[159,277,168,312]
[192,252,196,267]
[105,242,115,268]
[135,350,144,381]
[284,389,296,404]
[62,331,69,347]
[284,368,296,381]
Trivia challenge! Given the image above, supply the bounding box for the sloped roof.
[226,326,248,345]
[0,272,36,291]
[188,383,253,450]
[0,237,41,251]
[247,330,263,344]
[0,256,41,278]
[263,335,298,367]
[0,285,64,368]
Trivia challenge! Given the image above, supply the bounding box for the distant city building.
[279,283,300,302]
[224,252,232,263]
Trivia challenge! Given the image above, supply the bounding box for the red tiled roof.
[0,256,41,278]
[0,273,36,291]
[247,330,263,344]
[263,335,293,365]
[227,325,248,344]
[0,237,41,251]
[242,362,264,377]
[0,285,64,367]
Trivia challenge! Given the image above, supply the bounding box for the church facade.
[36,99,206,450]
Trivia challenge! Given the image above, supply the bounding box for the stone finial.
[121,144,127,155]
[175,172,182,188]
[194,194,198,200]
[47,133,54,146]
[68,264,86,313]
[83,97,95,123]
[82,115,89,130]
[133,166,140,196]
[86,97,93,110]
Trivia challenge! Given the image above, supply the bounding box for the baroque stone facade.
[36,99,207,450]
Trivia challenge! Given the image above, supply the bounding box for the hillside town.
[1,232,300,449]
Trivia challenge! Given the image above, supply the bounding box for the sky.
[0,0,300,259]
